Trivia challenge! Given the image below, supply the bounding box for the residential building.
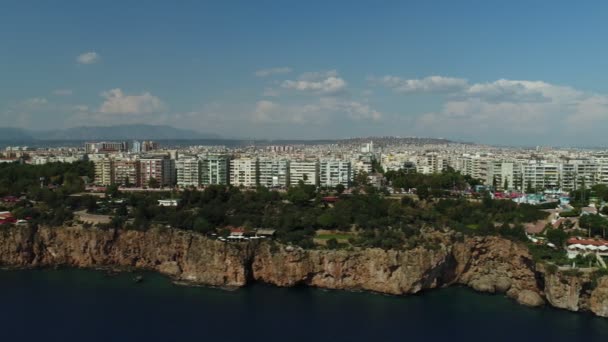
[230,157,258,187]
[201,154,230,185]
[290,160,319,186]
[176,157,200,187]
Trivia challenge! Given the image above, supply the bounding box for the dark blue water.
[0,269,606,342]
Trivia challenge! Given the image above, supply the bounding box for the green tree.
[148,178,160,189]
[335,184,345,195]
[547,228,568,248]
[193,217,213,234]
[326,238,339,249]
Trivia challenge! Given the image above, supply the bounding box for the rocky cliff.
[0,226,607,317]
[0,226,254,287]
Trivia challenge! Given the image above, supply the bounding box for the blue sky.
[2,1,608,145]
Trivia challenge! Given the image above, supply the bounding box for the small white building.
[158,199,180,207]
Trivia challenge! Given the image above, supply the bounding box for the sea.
[0,269,607,342]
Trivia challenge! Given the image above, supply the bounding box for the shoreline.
[0,225,606,318]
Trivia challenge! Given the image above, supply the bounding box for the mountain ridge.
[0,125,220,141]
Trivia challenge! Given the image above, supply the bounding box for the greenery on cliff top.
[0,162,549,250]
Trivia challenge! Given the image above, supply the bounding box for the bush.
[326,238,339,249]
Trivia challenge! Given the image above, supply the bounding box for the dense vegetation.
[0,161,551,250]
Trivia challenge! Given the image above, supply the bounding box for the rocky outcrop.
[252,239,456,295]
[0,226,254,287]
[0,226,607,317]
[590,277,608,317]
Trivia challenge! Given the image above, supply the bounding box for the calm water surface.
[0,269,606,342]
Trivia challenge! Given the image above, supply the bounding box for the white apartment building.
[320,160,351,187]
[230,157,258,187]
[258,158,289,187]
[176,157,200,187]
[289,160,319,186]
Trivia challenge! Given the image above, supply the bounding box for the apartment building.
[114,159,140,186]
[201,154,230,185]
[258,158,290,187]
[320,160,351,187]
[290,160,319,186]
[94,158,114,185]
[176,157,200,187]
[230,157,258,187]
[139,155,175,187]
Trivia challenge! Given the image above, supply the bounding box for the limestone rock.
[590,277,608,317]
[517,289,545,307]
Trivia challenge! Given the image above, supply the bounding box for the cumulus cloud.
[76,52,100,64]
[411,77,608,144]
[464,79,583,103]
[252,98,381,124]
[22,97,48,107]
[375,75,468,93]
[280,70,347,95]
[99,88,165,114]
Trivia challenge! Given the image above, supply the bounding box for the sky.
[2,1,608,146]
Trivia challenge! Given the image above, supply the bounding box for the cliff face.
[252,235,543,306]
[0,226,607,317]
[0,226,254,287]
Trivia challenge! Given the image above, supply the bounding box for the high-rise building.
[230,157,258,187]
[113,159,140,186]
[258,158,290,187]
[320,160,351,187]
[139,155,175,187]
[85,141,129,153]
[200,154,230,185]
[93,158,114,185]
[289,160,319,186]
[131,141,142,153]
[176,157,200,187]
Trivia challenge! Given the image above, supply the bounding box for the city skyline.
[2,1,608,145]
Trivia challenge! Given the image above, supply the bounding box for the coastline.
[0,225,606,318]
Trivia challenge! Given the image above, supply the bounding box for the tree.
[547,228,568,248]
[193,217,213,234]
[106,184,120,198]
[148,178,160,189]
[335,184,345,195]
[326,238,339,249]
[354,171,369,186]
[503,177,509,191]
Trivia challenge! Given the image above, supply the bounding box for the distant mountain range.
[0,125,221,141]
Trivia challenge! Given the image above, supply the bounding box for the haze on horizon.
[2,1,608,146]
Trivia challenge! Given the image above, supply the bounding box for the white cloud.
[411,77,608,143]
[53,89,73,96]
[375,75,468,93]
[252,98,381,124]
[281,70,347,95]
[262,87,280,97]
[99,88,165,114]
[298,70,338,81]
[464,79,583,103]
[76,52,100,64]
[22,97,48,107]
[254,67,292,77]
